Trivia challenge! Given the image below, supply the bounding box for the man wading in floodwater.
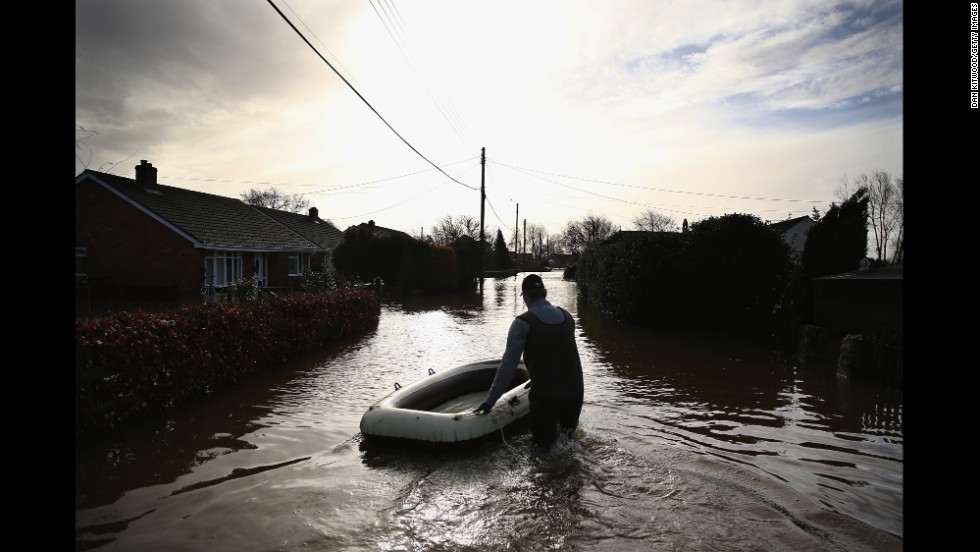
[474,274,584,451]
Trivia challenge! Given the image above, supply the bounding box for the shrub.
[225,274,260,302]
[75,288,381,438]
[302,267,348,293]
[577,231,687,324]
[577,215,794,335]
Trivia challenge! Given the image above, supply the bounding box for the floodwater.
[75,271,903,551]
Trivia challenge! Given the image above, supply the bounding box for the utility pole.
[480,147,486,276]
[522,218,527,271]
[514,204,519,269]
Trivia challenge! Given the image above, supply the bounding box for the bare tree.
[431,214,462,245]
[431,214,480,245]
[836,170,903,264]
[891,174,904,263]
[562,215,615,255]
[632,209,678,232]
[240,187,311,214]
[834,173,851,203]
[866,169,898,262]
[75,124,137,175]
[523,223,547,259]
[75,124,98,172]
[460,214,480,241]
[548,232,570,255]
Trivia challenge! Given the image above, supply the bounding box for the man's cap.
[521,274,546,294]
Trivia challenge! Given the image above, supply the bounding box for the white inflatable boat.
[359,359,531,444]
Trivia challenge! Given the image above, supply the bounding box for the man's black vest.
[517,307,584,400]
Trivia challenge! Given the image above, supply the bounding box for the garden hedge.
[75,288,381,438]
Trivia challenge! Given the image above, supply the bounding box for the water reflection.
[76,272,902,551]
[74,346,350,511]
[573,290,902,540]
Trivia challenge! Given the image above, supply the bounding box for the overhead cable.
[490,160,826,203]
[266,0,477,191]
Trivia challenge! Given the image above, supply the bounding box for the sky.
[75,0,903,242]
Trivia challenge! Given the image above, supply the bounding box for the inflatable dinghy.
[360,359,531,443]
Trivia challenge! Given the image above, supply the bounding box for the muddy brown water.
[75,272,902,551]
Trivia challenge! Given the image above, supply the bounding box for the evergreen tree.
[492,229,512,269]
[802,187,869,278]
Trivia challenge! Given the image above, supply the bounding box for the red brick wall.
[76,178,332,294]
[244,252,302,290]
[76,179,204,294]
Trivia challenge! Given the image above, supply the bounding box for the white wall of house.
[782,219,815,259]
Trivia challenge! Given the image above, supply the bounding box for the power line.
[265,0,477,191]
[489,160,828,204]
[368,0,478,153]
[330,159,482,223]
[159,158,480,200]
[494,160,711,219]
[280,0,363,89]
[383,0,478,149]
[157,152,830,225]
[483,193,511,232]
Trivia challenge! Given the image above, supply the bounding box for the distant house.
[769,215,816,261]
[344,220,413,241]
[512,252,535,265]
[75,160,344,296]
[547,254,574,268]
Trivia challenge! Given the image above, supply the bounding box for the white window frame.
[204,251,243,287]
[252,254,268,287]
[288,253,308,276]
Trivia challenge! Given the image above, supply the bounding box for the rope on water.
[498,405,519,451]
[500,427,518,451]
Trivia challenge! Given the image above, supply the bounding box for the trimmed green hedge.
[75,288,381,438]
[577,231,689,326]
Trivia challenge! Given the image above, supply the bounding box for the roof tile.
[80,170,329,251]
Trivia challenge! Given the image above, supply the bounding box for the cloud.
[75,0,902,235]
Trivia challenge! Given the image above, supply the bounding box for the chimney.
[135,160,158,188]
[309,207,319,219]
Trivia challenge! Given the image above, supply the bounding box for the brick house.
[75,160,344,296]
